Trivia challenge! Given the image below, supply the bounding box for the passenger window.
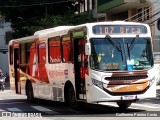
[62,35,71,62]
[48,37,61,64]
[38,43,46,63]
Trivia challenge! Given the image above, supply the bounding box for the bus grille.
[105,75,148,80]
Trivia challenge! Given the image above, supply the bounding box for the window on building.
[89,0,92,10]
[137,8,143,21]
[48,36,61,64]
[79,0,93,13]
[137,7,149,22]
[144,7,149,20]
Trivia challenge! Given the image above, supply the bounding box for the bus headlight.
[92,78,103,89]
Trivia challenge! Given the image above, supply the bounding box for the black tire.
[0,84,2,91]
[1,85,4,91]
[65,85,77,108]
[26,82,35,103]
[0,84,4,91]
[117,101,132,109]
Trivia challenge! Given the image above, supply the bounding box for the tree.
[22,12,94,36]
[0,0,92,38]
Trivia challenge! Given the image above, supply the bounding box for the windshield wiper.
[127,41,130,60]
[127,35,139,60]
[105,35,123,61]
[129,35,139,51]
[105,35,122,52]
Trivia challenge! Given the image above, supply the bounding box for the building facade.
[96,0,160,52]
[0,16,12,75]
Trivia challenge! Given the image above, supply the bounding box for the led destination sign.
[93,25,147,34]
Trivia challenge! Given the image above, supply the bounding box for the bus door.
[74,38,87,100]
[13,47,21,93]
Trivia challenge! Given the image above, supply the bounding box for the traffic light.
[157,18,160,30]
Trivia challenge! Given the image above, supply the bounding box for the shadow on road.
[136,89,160,104]
[0,81,149,116]
[32,98,145,116]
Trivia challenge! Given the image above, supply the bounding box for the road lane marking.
[7,107,22,112]
[0,109,4,111]
[100,102,160,109]
[131,103,160,109]
[99,102,118,107]
[31,106,59,114]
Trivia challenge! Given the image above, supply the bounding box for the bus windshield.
[90,37,153,71]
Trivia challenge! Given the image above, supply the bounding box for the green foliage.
[20,13,94,37]
[0,0,95,38]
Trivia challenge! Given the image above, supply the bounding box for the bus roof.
[9,21,150,45]
[9,35,38,45]
[74,21,149,28]
[34,26,74,36]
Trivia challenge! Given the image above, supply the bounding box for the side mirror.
[157,18,160,30]
[85,43,90,55]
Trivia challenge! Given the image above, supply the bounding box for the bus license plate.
[122,95,136,100]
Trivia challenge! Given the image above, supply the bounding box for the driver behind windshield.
[98,45,118,70]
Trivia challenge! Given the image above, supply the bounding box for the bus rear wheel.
[26,82,35,103]
[117,101,132,109]
[65,85,77,108]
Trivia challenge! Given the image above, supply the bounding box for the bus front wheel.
[26,82,34,103]
[117,101,132,109]
[65,85,77,108]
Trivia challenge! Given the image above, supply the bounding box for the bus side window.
[26,42,33,63]
[20,44,26,64]
[62,35,71,62]
[48,36,61,64]
[38,43,46,63]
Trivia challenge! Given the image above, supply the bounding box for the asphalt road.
[0,81,160,120]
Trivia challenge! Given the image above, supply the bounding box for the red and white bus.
[9,21,156,109]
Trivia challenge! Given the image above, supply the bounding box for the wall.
[151,0,160,52]
[0,20,12,75]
